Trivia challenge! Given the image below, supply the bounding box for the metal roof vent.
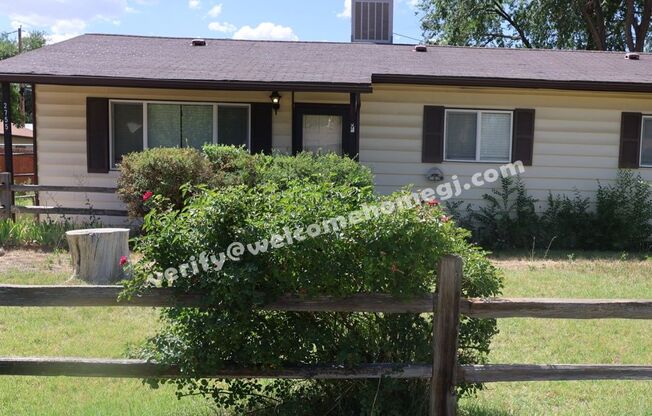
[414,44,427,52]
[191,38,206,47]
[625,52,640,60]
[351,0,394,44]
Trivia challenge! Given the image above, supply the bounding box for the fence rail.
[1,255,651,415]
[0,172,127,218]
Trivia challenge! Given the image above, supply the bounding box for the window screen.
[480,112,511,161]
[641,118,652,166]
[445,110,512,162]
[218,105,249,147]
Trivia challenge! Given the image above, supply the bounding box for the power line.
[393,32,424,43]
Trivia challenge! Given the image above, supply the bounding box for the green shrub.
[202,145,376,191]
[125,181,502,415]
[201,145,257,187]
[468,176,539,249]
[595,170,652,250]
[256,151,375,190]
[117,148,214,217]
[540,192,595,250]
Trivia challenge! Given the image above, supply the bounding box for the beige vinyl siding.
[35,85,348,223]
[36,83,652,222]
[360,84,652,207]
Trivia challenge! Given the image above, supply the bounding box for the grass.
[0,251,216,416]
[458,251,652,416]
[0,249,650,415]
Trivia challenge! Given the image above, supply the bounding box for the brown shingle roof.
[1,33,652,93]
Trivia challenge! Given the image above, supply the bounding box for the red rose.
[142,191,154,202]
[119,256,128,267]
[427,199,440,207]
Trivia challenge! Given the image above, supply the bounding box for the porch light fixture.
[270,91,282,115]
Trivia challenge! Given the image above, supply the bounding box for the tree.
[0,30,46,126]
[418,0,652,51]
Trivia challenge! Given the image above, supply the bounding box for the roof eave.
[0,73,373,93]
[372,74,652,94]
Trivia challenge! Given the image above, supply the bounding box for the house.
[0,122,35,183]
[0,122,33,146]
[1,0,652,222]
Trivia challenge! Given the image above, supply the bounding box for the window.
[110,101,250,167]
[444,110,513,162]
[641,116,652,166]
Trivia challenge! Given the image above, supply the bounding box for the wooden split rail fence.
[1,256,652,415]
[0,172,127,219]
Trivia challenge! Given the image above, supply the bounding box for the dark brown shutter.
[422,106,445,163]
[512,109,535,166]
[250,103,273,154]
[619,112,642,169]
[86,97,110,173]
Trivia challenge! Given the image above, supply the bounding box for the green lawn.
[0,251,215,416]
[0,250,650,415]
[459,251,652,416]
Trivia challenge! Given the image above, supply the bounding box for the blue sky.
[0,0,425,44]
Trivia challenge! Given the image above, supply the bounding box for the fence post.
[430,255,463,416]
[0,172,11,219]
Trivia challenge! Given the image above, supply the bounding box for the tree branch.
[637,0,652,51]
[579,0,606,50]
[490,0,533,48]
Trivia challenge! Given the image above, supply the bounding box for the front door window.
[302,114,343,155]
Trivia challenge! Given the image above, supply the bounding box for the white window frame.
[109,99,251,169]
[639,115,652,168]
[443,109,513,163]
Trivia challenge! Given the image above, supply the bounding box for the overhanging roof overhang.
[0,73,373,94]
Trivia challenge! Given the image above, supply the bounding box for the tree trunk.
[66,228,130,284]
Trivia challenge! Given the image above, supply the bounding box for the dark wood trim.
[31,84,38,195]
[1,82,13,176]
[347,93,361,160]
[292,103,350,155]
[0,74,373,94]
[372,74,652,94]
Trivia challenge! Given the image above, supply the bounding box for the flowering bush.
[125,178,503,415]
[117,147,214,217]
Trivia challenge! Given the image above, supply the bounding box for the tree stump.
[66,228,130,284]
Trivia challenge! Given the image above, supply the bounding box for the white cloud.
[207,4,222,17]
[208,21,236,33]
[337,0,351,18]
[232,22,298,41]
[0,0,151,43]
[188,0,200,9]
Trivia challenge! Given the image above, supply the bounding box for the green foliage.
[201,145,258,187]
[595,170,652,251]
[460,170,652,251]
[0,216,98,249]
[468,176,539,250]
[117,147,214,217]
[202,145,375,191]
[540,192,594,249]
[417,0,652,51]
[125,175,502,414]
[0,30,47,126]
[118,146,375,218]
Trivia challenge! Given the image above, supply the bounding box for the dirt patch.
[0,249,72,274]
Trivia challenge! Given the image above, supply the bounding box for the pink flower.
[119,256,128,267]
[427,199,440,207]
[440,215,450,223]
[142,191,154,202]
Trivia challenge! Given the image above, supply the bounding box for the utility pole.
[17,26,25,123]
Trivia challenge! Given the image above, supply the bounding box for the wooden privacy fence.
[1,256,652,415]
[0,172,127,219]
[0,147,35,184]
